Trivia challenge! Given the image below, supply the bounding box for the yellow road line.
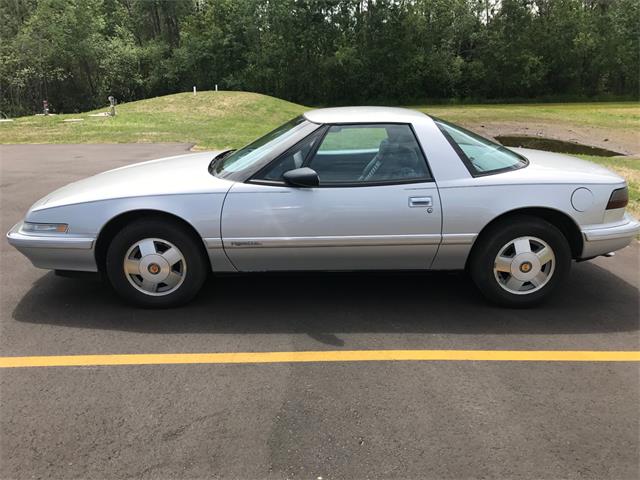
[0,350,639,368]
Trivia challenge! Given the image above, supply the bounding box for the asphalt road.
[1,144,638,480]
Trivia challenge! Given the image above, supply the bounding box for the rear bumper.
[581,214,640,259]
[6,221,98,272]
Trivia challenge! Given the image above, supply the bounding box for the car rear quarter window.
[433,118,528,176]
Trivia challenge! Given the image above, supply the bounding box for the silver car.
[7,107,639,307]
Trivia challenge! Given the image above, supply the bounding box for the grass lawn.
[1,91,638,215]
[414,102,639,132]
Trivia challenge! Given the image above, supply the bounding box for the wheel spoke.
[124,258,141,275]
[529,272,547,287]
[536,246,553,266]
[141,279,157,293]
[163,271,182,289]
[505,276,525,291]
[138,239,157,257]
[494,256,512,273]
[513,238,531,254]
[162,247,182,267]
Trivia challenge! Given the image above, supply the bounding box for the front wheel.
[469,216,571,307]
[105,219,208,308]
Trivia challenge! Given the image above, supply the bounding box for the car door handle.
[408,196,433,207]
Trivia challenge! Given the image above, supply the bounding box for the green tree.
[1,0,637,116]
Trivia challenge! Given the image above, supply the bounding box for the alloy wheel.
[493,236,555,295]
[123,238,187,296]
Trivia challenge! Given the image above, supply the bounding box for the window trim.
[248,122,435,188]
[432,117,528,178]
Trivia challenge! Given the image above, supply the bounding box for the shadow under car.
[11,261,639,338]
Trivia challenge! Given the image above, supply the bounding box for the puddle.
[496,135,624,157]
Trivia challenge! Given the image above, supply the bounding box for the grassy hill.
[0,91,306,148]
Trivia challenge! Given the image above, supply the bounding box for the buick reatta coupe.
[7,107,639,307]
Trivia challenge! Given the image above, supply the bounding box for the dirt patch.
[495,136,624,157]
[462,121,640,156]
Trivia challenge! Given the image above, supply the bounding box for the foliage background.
[1,0,638,116]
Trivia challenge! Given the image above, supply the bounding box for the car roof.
[303,106,428,125]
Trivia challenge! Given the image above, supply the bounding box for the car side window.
[308,124,431,185]
[255,129,324,181]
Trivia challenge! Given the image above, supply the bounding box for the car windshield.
[433,118,527,175]
[213,116,307,176]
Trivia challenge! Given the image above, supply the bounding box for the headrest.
[385,126,415,144]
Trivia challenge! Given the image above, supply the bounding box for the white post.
[215,84,218,92]
[193,86,197,96]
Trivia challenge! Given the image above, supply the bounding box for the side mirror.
[283,167,319,188]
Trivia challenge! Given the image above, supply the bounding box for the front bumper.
[581,214,640,259]
[6,221,98,272]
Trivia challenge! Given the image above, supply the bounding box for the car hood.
[506,148,625,184]
[30,151,234,211]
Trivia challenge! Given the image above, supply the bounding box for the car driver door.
[221,123,442,271]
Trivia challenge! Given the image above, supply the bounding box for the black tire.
[469,215,571,307]
[105,219,208,308]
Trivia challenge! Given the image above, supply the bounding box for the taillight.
[606,186,628,210]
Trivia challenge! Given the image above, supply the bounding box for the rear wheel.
[105,219,207,307]
[469,216,571,307]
